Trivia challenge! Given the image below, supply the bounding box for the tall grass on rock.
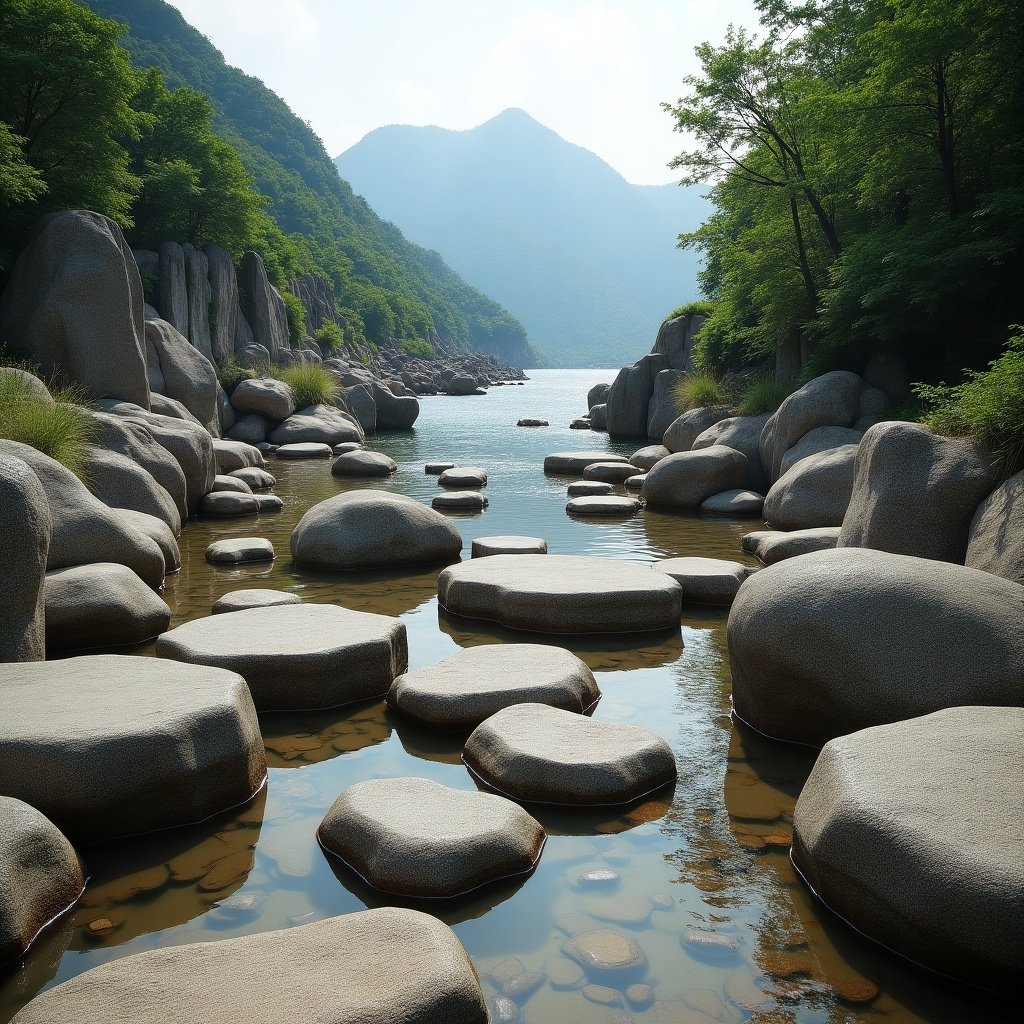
[0,368,93,477]
[666,300,714,322]
[736,374,791,416]
[272,363,338,409]
[673,371,730,413]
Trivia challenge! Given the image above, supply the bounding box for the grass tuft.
[666,300,714,322]
[271,362,338,408]
[736,374,792,416]
[672,371,731,413]
[217,358,256,395]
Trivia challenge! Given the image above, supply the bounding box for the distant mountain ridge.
[336,109,711,367]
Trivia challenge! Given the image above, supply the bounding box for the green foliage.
[313,320,344,352]
[736,373,791,416]
[271,362,337,408]
[916,326,1024,473]
[673,371,731,412]
[667,300,714,321]
[399,337,434,359]
[281,290,306,346]
[140,272,159,306]
[0,368,93,477]
[217,358,255,395]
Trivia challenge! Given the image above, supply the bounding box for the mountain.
[336,109,712,367]
[80,0,537,367]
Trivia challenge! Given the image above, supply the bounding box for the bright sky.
[166,0,762,185]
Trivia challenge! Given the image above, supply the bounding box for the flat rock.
[425,462,456,474]
[213,439,265,474]
[701,489,764,517]
[472,536,548,557]
[387,644,600,729]
[228,467,275,490]
[156,604,407,711]
[569,418,591,429]
[433,491,489,510]
[205,538,275,564]
[517,419,548,427]
[624,474,646,491]
[544,452,630,475]
[211,474,252,494]
[11,908,487,1024]
[212,589,302,614]
[332,442,362,455]
[331,450,397,477]
[439,466,488,488]
[318,778,545,898]
[274,442,334,459]
[566,496,641,516]
[464,703,676,805]
[200,491,259,518]
[793,707,1023,993]
[566,480,613,496]
[438,555,682,633]
[630,445,670,471]
[0,656,265,842]
[270,404,362,446]
[752,527,840,564]
[255,493,283,513]
[562,929,647,983]
[654,557,750,606]
[292,489,462,571]
[582,462,637,484]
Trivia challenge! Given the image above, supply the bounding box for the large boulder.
[0,211,149,406]
[213,438,265,474]
[0,454,50,662]
[291,490,462,571]
[270,404,364,446]
[371,380,419,430]
[966,469,1024,584]
[240,250,289,360]
[728,547,1024,746]
[144,317,219,435]
[0,440,166,587]
[839,422,1001,563]
[662,406,732,453]
[10,908,487,1024]
[760,371,864,483]
[230,378,295,421]
[0,656,266,842]
[587,382,610,409]
[605,354,665,437]
[112,509,181,572]
[340,384,376,434]
[763,445,859,531]
[642,445,748,510]
[205,244,239,367]
[81,444,181,534]
[0,797,84,965]
[158,241,188,335]
[778,425,864,477]
[227,413,268,444]
[691,414,771,493]
[646,369,686,441]
[792,707,1023,993]
[651,312,705,370]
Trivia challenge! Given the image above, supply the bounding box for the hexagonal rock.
[566,496,641,517]
[205,538,275,565]
[425,461,456,475]
[318,778,545,898]
[1,797,85,965]
[10,908,488,1024]
[433,491,489,511]
[654,557,751,606]
[544,451,629,476]
[438,466,487,488]
[157,604,407,711]
[387,644,600,729]
[561,929,647,983]
[793,707,1024,993]
[464,704,676,805]
[212,589,302,614]
[331,450,397,477]
[438,555,681,633]
[701,489,764,517]
[275,442,333,459]
[292,490,462,571]
[582,462,636,484]
[200,491,259,518]
[566,480,612,497]
[472,536,547,557]
[0,656,265,843]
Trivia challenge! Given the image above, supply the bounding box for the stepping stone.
[44,563,171,650]
[156,604,407,711]
[630,445,670,471]
[517,419,548,427]
[432,491,489,510]
[701,488,765,517]
[205,538,275,565]
[213,439,266,474]
[331,450,397,477]
[472,536,547,557]
[623,474,646,491]
[212,589,302,614]
[274,442,333,459]
[387,644,600,729]
[653,557,751,606]
[438,554,682,633]
[200,491,259,518]
[793,706,1024,994]
[425,462,456,475]
[318,778,545,898]
[211,474,253,494]
[228,467,275,490]
[292,490,462,571]
[582,462,637,484]
[566,496,641,517]
[332,442,362,455]
[439,466,487,488]
[11,908,488,1024]
[561,928,647,983]
[255,493,283,513]
[0,796,84,965]
[747,526,840,564]
[0,656,265,843]
[567,480,612,497]
[464,704,676,805]
[544,452,629,475]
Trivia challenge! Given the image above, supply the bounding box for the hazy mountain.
[336,109,711,367]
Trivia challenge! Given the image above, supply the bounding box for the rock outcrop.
[966,469,1024,584]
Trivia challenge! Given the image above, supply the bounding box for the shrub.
[0,367,93,477]
[672,371,730,412]
[666,300,714,322]
[916,325,1024,474]
[736,374,791,416]
[314,320,344,352]
[217,358,256,395]
[272,362,338,408]
[282,290,307,346]
[399,336,434,358]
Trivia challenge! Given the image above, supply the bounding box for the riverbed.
[0,369,999,1023]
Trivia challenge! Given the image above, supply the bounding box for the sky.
[166,0,763,186]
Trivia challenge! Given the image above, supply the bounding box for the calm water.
[0,370,1003,1022]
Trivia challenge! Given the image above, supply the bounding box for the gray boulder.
[213,438,265,474]
[662,406,732,453]
[763,445,859,531]
[588,403,607,431]
[642,445,748,510]
[778,425,864,476]
[229,466,276,490]
[839,422,1001,563]
[183,244,213,360]
[205,245,239,367]
[112,509,181,572]
[149,392,203,424]
[240,250,289,360]
[371,380,419,430]
[211,474,252,494]
[340,384,376,434]
[653,557,750,606]
[692,414,771,493]
[728,547,1024,746]
[230,378,295,421]
[605,354,665,437]
[0,367,54,406]
[144,318,219,435]
[212,589,301,614]
[966,469,1024,584]
[651,312,704,370]
[158,241,188,335]
[227,413,269,444]
[81,444,180,534]
[270,404,363,446]
[749,527,841,565]
[216,383,235,434]
[471,536,547,557]
[235,342,270,369]
[201,492,259,518]
[630,445,670,472]
[854,385,890,429]
[700,489,764,517]
[0,210,149,406]
[205,538,275,564]
[587,382,610,409]
[646,369,686,441]
[543,451,629,475]
[332,450,396,477]
[0,454,50,662]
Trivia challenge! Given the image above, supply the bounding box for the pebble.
[680,927,741,963]
[544,955,585,990]
[624,984,655,1010]
[576,867,620,889]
